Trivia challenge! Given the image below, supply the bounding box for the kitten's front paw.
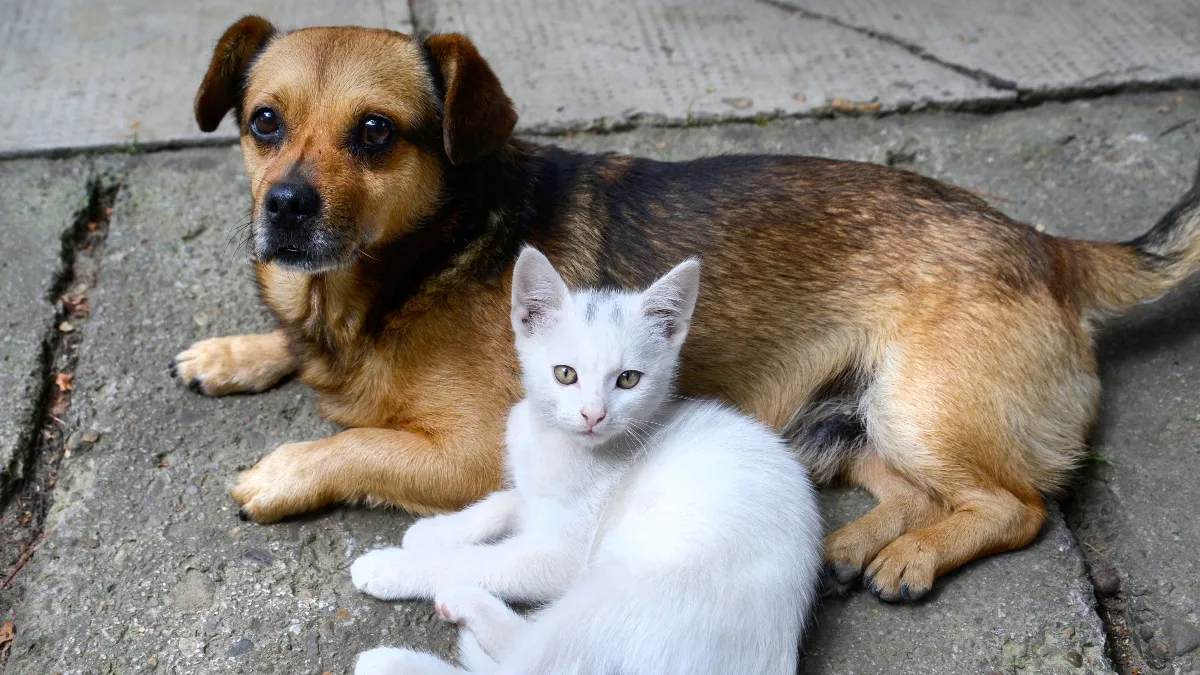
[351,548,424,600]
[433,585,498,627]
[355,647,444,675]
[402,515,464,550]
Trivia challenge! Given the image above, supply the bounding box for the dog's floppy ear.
[194,16,277,133]
[423,34,518,166]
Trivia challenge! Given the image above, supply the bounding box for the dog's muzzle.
[255,180,347,271]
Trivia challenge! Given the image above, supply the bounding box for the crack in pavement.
[755,0,1019,92]
[0,172,120,671]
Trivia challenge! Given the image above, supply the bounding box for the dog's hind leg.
[170,329,296,395]
[862,487,1045,602]
[843,301,1095,601]
[822,455,949,594]
[232,427,503,523]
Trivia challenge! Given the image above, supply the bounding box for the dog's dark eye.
[250,108,281,138]
[359,115,393,148]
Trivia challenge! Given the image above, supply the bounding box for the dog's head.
[195,16,517,272]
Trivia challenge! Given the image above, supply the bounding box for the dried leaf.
[0,620,14,647]
[830,98,881,113]
[55,373,74,392]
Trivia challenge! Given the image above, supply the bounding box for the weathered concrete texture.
[0,0,412,156]
[418,0,1010,132]
[785,0,1200,93]
[1072,253,1200,669]
[6,148,455,674]
[8,92,1200,674]
[807,493,1109,675]
[0,158,90,499]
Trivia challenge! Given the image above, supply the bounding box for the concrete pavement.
[1,2,1199,674]
[5,0,1200,154]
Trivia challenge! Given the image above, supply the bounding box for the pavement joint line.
[2,85,1199,163]
[756,0,1020,92]
[1063,488,1151,674]
[0,172,120,646]
[409,0,433,37]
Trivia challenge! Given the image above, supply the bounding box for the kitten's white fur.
[351,248,823,675]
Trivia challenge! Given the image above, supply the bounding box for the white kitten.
[351,247,823,675]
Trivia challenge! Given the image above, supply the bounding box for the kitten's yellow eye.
[616,370,642,389]
[554,365,578,385]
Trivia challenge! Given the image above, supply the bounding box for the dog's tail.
[1069,159,1200,314]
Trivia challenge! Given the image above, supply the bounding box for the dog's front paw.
[352,548,426,600]
[355,647,446,675]
[170,333,292,396]
[863,534,938,603]
[231,441,325,523]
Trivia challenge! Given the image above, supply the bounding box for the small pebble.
[243,549,275,566]
[1163,617,1200,656]
[65,430,87,453]
[1065,650,1083,667]
[226,637,253,657]
[1091,567,1120,597]
[246,431,266,451]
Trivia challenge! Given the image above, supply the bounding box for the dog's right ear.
[424,34,518,166]
[194,16,277,133]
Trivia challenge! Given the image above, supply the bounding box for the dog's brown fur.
[174,16,1200,602]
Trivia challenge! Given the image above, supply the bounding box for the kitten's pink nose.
[581,407,606,431]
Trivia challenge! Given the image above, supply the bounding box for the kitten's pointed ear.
[511,247,570,339]
[642,259,701,345]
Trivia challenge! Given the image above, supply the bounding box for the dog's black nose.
[264,182,320,226]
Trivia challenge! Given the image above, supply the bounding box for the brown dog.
[173,15,1200,602]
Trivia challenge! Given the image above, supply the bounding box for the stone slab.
[8,92,1200,674]
[4,147,455,675]
[785,0,1200,94]
[0,158,90,499]
[418,0,1009,132]
[0,0,413,157]
[1072,258,1200,671]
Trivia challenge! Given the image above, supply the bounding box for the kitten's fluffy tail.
[1069,159,1200,313]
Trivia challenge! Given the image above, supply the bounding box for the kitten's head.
[510,247,700,448]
